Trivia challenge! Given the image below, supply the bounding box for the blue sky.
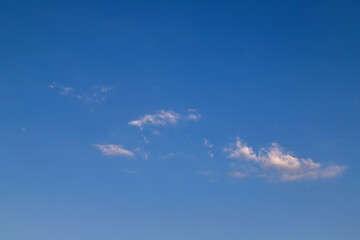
[1,0,360,239]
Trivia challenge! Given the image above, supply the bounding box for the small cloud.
[203,138,214,148]
[129,110,180,130]
[129,109,201,130]
[209,152,214,158]
[93,144,134,157]
[21,128,26,132]
[187,109,201,121]
[225,137,346,181]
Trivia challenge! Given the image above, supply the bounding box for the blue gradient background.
[1,1,359,239]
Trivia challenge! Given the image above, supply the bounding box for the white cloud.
[129,110,180,129]
[224,137,257,161]
[225,137,346,181]
[187,109,202,121]
[261,143,302,171]
[129,109,201,130]
[93,144,134,157]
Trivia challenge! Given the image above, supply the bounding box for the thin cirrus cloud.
[224,137,346,181]
[123,168,137,174]
[128,109,201,130]
[93,144,134,157]
[49,83,115,105]
[198,170,219,183]
[228,171,247,178]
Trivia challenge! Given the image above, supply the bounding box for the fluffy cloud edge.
[225,137,346,181]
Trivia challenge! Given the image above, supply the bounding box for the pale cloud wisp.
[129,109,201,130]
[94,144,135,157]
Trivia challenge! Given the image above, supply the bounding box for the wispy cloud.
[129,110,180,129]
[129,109,201,130]
[203,138,214,158]
[203,138,214,148]
[225,137,346,181]
[161,153,175,160]
[50,83,116,106]
[59,86,74,96]
[93,144,134,157]
[152,130,160,135]
[187,109,202,121]
[198,170,218,182]
[141,134,149,143]
[123,168,137,174]
[228,171,247,178]
[198,170,213,177]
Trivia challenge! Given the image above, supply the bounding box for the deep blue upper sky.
[1,1,360,239]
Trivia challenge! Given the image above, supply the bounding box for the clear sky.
[1,1,360,239]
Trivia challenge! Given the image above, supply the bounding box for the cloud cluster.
[224,137,346,181]
[129,109,201,130]
[50,81,343,183]
[93,144,134,157]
